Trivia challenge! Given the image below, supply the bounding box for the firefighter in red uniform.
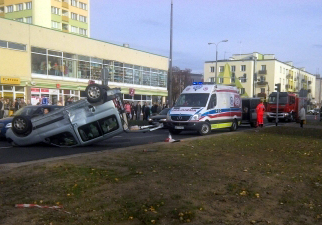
[256,100,265,127]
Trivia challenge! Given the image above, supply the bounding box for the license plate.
[175,126,184,129]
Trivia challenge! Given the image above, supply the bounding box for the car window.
[159,108,169,115]
[98,115,119,134]
[14,107,38,116]
[78,122,102,142]
[48,132,78,146]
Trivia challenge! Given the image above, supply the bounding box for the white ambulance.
[167,83,242,135]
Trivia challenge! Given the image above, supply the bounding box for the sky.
[90,0,322,75]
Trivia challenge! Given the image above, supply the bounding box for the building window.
[25,2,32,10]
[79,15,87,23]
[218,78,223,84]
[51,7,60,15]
[240,88,245,95]
[219,66,224,72]
[261,88,265,93]
[259,76,265,81]
[0,7,4,13]
[8,42,26,51]
[261,65,266,71]
[0,40,7,48]
[231,65,235,72]
[16,18,23,22]
[210,66,214,73]
[62,23,69,31]
[7,5,14,13]
[280,66,282,73]
[240,73,247,83]
[71,0,78,6]
[79,28,87,35]
[71,26,78,33]
[231,72,235,83]
[15,4,23,11]
[241,65,246,71]
[25,17,32,24]
[51,21,60,29]
[210,77,214,82]
[71,12,78,20]
[79,2,87,10]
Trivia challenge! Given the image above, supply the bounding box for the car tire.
[230,119,238,131]
[169,128,182,135]
[198,122,211,135]
[85,84,104,103]
[12,115,32,135]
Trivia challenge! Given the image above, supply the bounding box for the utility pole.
[168,0,173,107]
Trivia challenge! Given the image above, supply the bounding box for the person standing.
[256,100,265,128]
[142,102,146,120]
[14,99,20,112]
[27,100,32,106]
[3,99,10,118]
[299,105,306,128]
[0,97,4,119]
[144,104,151,120]
[19,99,27,108]
[130,102,135,120]
[124,102,131,120]
[136,102,142,120]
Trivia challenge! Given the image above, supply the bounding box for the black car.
[148,108,170,127]
[0,105,62,139]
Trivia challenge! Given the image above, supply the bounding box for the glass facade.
[31,46,167,87]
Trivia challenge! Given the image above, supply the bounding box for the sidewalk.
[283,121,322,129]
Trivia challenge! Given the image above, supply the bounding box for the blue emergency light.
[193,82,203,85]
[198,82,203,85]
[193,82,197,85]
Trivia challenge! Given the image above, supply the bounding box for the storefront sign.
[129,88,135,97]
[41,89,49,93]
[31,88,40,92]
[49,89,59,95]
[0,77,20,85]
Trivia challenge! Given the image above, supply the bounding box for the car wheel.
[198,122,211,135]
[85,84,104,103]
[12,116,32,135]
[169,128,182,135]
[230,119,238,131]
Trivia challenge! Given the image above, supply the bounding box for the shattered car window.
[78,122,102,141]
[98,115,119,134]
[14,107,38,116]
[48,132,78,146]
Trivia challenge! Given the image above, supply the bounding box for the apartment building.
[0,18,168,106]
[0,0,90,37]
[204,52,316,102]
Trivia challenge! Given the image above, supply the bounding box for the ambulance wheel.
[85,84,104,103]
[12,116,32,135]
[230,119,238,131]
[169,128,182,135]
[198,122,211,135]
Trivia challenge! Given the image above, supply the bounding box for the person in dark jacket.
[130,102,135,120]
[144,104,151,120]
[142,102,146,120]
[136,102,141,120]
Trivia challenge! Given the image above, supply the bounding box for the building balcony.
[62,15,69,22]
[62,28,69,33]
[257,92,266,98]
[301,79,306,83]
[308,80,312,85]
[62,1,69,9]
[286,74,292,79]
[257,81,268,85]
[258,70,267,75]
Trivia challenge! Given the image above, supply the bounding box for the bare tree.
[171,67,192,105]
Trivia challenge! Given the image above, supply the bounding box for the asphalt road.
[0,116,317,165]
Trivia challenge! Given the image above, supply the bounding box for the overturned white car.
[6,84,159,147]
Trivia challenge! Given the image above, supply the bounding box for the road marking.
[0,146,12,149]
[113,136,123,138]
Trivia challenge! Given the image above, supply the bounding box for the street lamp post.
[208,40,228,84]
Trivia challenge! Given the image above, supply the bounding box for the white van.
[167,83,242,135]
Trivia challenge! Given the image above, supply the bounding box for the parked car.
[6,84,160,147]
[0,105,62,139]
[308,109,320,115]
[148,108,170,127]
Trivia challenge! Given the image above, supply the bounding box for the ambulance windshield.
[175,93,209,107]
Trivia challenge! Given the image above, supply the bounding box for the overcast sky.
[91,0,322,75]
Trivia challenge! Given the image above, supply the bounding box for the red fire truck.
[266,92,307,122]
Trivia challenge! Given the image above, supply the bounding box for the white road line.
[0,146,12,149]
